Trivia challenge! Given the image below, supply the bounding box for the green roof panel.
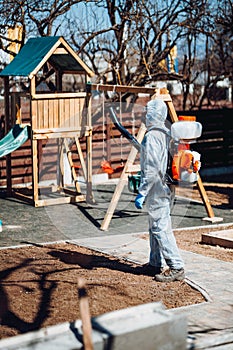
[0,36,60,77]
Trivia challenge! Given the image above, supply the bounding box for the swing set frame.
[90,83,223,231]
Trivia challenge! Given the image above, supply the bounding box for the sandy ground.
[0,182,232,340]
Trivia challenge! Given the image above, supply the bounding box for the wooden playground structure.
[0,36,94,206]
[0,36,222,229]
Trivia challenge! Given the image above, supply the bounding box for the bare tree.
[0,0,87,61]
[210,0,233,104]
[178,0,233,109]
[69,0,188,86]
[68,0,229,109]
[0,0,231,109]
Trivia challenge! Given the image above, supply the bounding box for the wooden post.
[86,88,94,203]
[4,77,11,195]
[86,129,94,203]
[78,278,93,350]
[196,177,215,218]
[32,138,39,205]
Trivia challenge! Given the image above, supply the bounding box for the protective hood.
[145,99,168,130]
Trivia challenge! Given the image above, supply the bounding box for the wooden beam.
[30,76,36,96]
[34,195,86,207]
[90,83,158,95]
[12,191,34,205]
[32,127,89,139]
[86,129,94,203]
[31,92,86,100]
[75,136,87,180]
[32,138,39,204]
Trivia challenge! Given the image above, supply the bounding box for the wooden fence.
[0,101,232,187]
[180,108,233,173]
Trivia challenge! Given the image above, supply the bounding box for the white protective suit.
[136,99,184,270]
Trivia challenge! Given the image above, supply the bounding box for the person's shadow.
[48,246,152,275]
[0,244,153,336]
[0,258,56,334]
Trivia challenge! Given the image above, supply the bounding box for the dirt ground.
[0,183,233,340]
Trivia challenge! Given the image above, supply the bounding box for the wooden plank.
[11,94,17,124]
[64,99,70,128]
[4,77,12,195]
[32,127,89,139]
[201,229,233,248]
[34,194,86,207]
[43,99,49,129]
[48,99,54,129]
[9,92,30,98]
[31,92,86,99]
[75,136,87,180]
[70,98,76,128]
[37,100,43,129]
[86,130,94,203]
[86,90,92,128]
[30,76,36,96]
[197,176,215,218]
[12,191,34,205]
[79,98,85,128]
[53,99,59,128]
[59,98,64,128]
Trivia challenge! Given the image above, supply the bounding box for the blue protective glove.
[135,193,145,209]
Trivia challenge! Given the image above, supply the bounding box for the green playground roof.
[0,36,94,78]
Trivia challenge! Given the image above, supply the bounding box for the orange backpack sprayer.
[170,116,202,184]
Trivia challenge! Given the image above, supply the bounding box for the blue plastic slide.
[0,124,29,158]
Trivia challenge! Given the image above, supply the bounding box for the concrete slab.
[0,320,103,350]
[92,302,187,350]
[0,303,187,350]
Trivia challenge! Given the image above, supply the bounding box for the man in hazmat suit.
[135,99,185,282]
